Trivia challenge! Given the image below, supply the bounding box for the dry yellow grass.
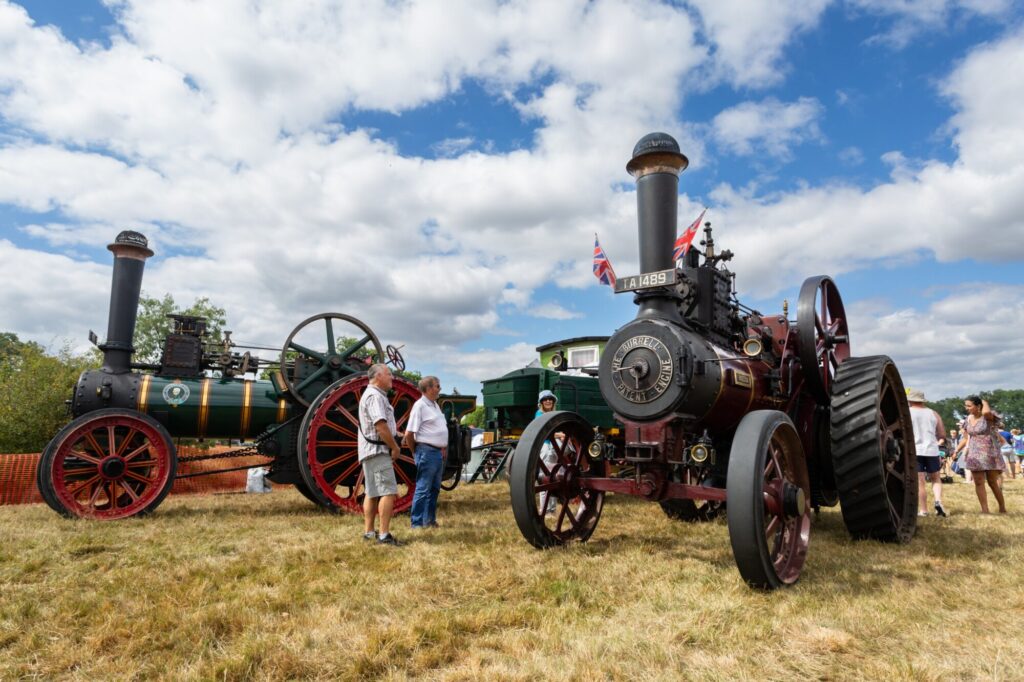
[2,476,1023,681]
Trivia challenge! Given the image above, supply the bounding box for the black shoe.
[935,501,947,517]
[377,533,402,546]
[362,531,377,541]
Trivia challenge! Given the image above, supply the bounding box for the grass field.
[2,476,1023,681]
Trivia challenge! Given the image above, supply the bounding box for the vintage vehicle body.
[509,133,917,590]
[472,343,619,482]
[37,232,474,520]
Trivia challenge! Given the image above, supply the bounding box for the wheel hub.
[782,481,806,517]
[100,456,126,479]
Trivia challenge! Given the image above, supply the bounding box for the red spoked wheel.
[38,409,177,520]
[297,375,420,514]
[727,411,811,590]
[509,411,609,548]
[797,275,851,406]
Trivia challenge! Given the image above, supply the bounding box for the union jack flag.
[592,234,616,288]
[673,208,707,262]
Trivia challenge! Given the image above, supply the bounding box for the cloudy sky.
[1,0,1022,400]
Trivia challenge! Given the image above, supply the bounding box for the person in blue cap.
[535,390,559,513]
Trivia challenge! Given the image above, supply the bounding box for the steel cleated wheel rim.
[42,410,176,520]
[298,375,419,514]
[727,411,812,590]
[510,411,608,548]
[830,355,917,542]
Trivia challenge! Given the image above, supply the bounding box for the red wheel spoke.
[327,460,360,487]
[395,411,411,430]
[107,426,117,457]
[66,474,101,496]
[316,439,357,448]
[334,405,361,429]
[88,480,106,507]
[68,449,103,465]
[396,453,416,466]
[320,453,354,470]
[533,480,561,493]
[114,430,139,458]
[322,417,358,439]
[122,442,152,462]
[84,432,109,459]
[109,482,119,510]
[124,470,156,485]
[765,514,780,540]
[394,466,415,488]
[554,501,569,533]
[120,482,140,503]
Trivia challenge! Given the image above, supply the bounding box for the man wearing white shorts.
[358,363,403,546]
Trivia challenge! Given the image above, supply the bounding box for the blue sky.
[1,0,1022,400]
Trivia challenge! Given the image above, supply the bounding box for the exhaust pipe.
[99,231,153,374]
[626,132,688,321]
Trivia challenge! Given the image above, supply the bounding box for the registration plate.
[614,268,676,293]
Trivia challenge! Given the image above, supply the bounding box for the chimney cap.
[108,230,154,258]
[626,132,688,176]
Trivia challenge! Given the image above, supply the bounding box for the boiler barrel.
[136,376,292,439]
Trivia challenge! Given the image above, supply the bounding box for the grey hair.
[418,375,439,392]
[367,363,391,381]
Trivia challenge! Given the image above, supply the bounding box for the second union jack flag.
[592,235,617,288]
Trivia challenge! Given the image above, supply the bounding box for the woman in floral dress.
[953,396,1007,514]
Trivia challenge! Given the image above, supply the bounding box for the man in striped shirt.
[358,363,403,546]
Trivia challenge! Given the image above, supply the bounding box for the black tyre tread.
[830,355,915,542]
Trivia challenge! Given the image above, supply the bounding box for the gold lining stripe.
[240,380,253,438]
[277,399,288,423]
[198,378,211,437]
[137,374,152,412]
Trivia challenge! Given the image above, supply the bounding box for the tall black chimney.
[99,231,154,374]
[626,132,688,321]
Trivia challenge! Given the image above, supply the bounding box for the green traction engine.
[36,231,474,520]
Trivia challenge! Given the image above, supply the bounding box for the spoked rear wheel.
[797,276,850,406]
[727,411,812,590]
[830,356,917,542]
[297,375,419,514]
[38,409,177,519]
[510,411,608,548]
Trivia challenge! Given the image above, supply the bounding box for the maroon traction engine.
[509,132,918,590]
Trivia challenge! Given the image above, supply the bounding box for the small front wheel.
[38,409,177,519]
[509,411,608,548]
[727,411,812,590]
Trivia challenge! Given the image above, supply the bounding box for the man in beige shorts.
[358,363,403,546]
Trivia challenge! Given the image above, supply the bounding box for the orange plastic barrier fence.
[1,447,275,507]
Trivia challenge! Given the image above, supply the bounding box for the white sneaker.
[917,512,928,517]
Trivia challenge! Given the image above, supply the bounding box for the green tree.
[0,332,43,365]
[0,340,95,453]
[132,293,227,363]
[461,405,485,427]
[928,389,1024,431]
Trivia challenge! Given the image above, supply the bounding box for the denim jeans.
[411,444,444,527]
